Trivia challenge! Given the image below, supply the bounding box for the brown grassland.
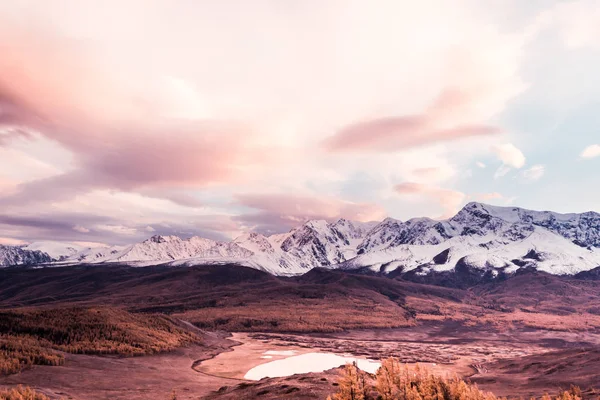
[2,266,600,334]
[174,297,413,332]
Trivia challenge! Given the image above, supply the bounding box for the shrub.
[0,385,50,400]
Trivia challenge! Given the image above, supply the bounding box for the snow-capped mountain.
[0,244,53,266]
[279,219,376,270]
[69,220,376,275]
[24,241,88,261]
[2,202,599,279]
[342,202,600,278]
[77,235,254,265]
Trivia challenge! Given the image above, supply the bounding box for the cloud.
[521,164,545,182]
[410,166,456,184]
[534,1,600,49]
[72,225,90,233]
[491,143,526,168]
[0,212,137,244]
[0,128,33,147]
[145,226,156,232]
[324,118,500,153]
[0,22,276,208]
[235,193,386,234]
[476,161,486,168]
[0,212,120,244]
[581,144,600,159]
[96,225,138,236]
[491,143,526,179]
[473,192,504,201]
[323,88,503,153]
[0,237,27,245]
[394,182,466,219]
[493,165,512,179]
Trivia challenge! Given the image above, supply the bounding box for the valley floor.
[3,322,599,399]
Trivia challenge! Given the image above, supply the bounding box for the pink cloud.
[0,128,33,146]
[0,23,277,206]
[0,237,28,245]
[394,182,466,219]
[410,166,456,183]
[472,192,504,201]
[323,87,502,153]
[235,193,386,233]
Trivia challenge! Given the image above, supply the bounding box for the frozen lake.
[244,351,381,380]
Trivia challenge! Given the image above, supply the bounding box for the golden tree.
[328,361,372,400]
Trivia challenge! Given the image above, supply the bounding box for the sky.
[0,0,599,246]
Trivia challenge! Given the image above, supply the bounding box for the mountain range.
[2,202,600,282]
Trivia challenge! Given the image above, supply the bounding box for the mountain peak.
[303,219,330,230]
[455,202,519,220]
[234,231,268,243]
[145,235,181,244]
[460,201,491,212]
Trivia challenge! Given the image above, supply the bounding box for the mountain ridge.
[2,202,599,281]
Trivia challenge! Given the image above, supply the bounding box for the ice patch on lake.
[263,350,297,356]
[244,352,381,380]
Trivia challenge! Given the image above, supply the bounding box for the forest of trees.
[0,307,202,375]
[328,358,588,400]
[0,335,64,376]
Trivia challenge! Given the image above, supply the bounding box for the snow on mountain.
[78,235,251,264]
[0,244,53,266]
[24,241,88,261]
[5,202,600,278]
[234,232,276,255]
[53,219,377,275]
[339,203,600,277]
[109,235,217,262]
[62,233,303,275]
[279,219,375,269]
[232,232,303,274]
[268,231,293,248]
[71,245,126,262]
[357,217,450,254]
[449,202,600,247]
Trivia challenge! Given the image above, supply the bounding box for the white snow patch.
[244,352,381,380]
